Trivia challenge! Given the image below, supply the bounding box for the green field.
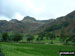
[0,42,75,56]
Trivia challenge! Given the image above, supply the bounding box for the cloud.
[0,0,75,20]
[12,12,24,20]
[0,15,10,21]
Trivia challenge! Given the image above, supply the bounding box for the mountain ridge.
[0,10,75,35]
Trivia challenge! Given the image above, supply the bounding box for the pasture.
[0,42,75,56]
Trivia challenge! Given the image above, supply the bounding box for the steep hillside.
[38,10,75,36]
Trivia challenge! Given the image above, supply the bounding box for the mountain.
[0,10,75,35]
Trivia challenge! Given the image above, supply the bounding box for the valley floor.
[0,42,75,56]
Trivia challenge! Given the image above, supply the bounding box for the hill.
[37,10,75,36]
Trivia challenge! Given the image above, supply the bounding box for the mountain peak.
[22,16,36,23]
[23,16,36,20]
[9,19,20,23]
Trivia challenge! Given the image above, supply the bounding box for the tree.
[2,32,8,41]
[60,27,65,42]
[45,31,56,40]
[38,32,45,40]
[71,28,75,46]
[60,27,68,45]
[8,31,14,41]
[69,34,75,46]
[26,35,34,42]
[36,37,40,41]
[72,37,75,46]
[65,28,75,45]
[12,33,23,42]
[45,32,50,40]
[49,32,56,44]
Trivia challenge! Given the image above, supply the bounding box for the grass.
[0,42,75,56]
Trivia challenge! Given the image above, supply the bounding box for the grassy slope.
[0,42,75,56]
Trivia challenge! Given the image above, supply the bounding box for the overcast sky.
[0,0,75,20]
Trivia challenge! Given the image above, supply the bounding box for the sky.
[0,0,75,21]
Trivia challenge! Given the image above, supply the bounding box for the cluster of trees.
[0,28,75,46]
[37,32,56,44]
[37,27,75,45]
[0,32,35,42]
[60,28,75,45]
[1,32,23,42]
